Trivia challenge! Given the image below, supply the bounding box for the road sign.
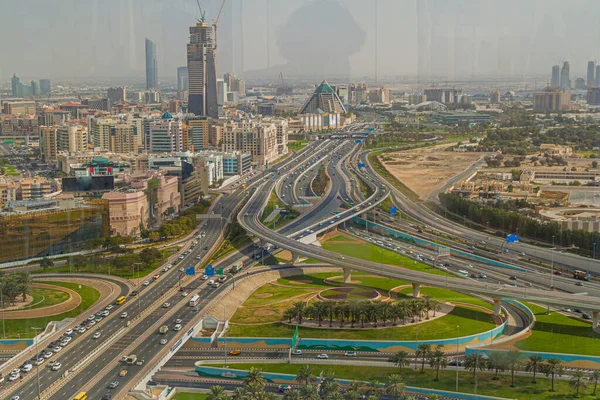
[357,162,365,168]
[185,266,195,275]
[355,139,362,143]
[217,268,224,276]
[506,234,520,243]
[390,206,397,215]
[205,265,215,276]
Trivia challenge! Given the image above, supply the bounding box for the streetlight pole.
[455,325,460,392]
[32,326,42,400]
[133,262,142,310]
[223,305,228,368]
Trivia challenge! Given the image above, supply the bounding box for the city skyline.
[3,0,600,81]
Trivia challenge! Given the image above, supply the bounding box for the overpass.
[239,178,600,327]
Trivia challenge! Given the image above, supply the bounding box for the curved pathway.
[2,283,80,319]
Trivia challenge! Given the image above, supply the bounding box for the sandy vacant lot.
[380,144,482,200]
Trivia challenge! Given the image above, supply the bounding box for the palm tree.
[379,301,392,326]
[386,373,406,398]
[569,370,588,397]
[359,304,369,328]
[416,344,432,373]
[423,296,432,319]
[243,367,266,389]
[367,301,381,327]
[505,350,522,387]
[313,301,328,326]
[231,387,248,400]
[524,354,543,384]
[320,370,340,397]
[292,301,306,324]
[325,300,337,327]
[344,389,361,400]
[486,352,506,380]
[283,389,302,400]
[430,299,442,317]
[207,385,229,400]
[390,350,410,375]
[542,357,564,392]
[262,392,279,400]
[349,301,361,328]
[15,272,31,302]
[428,346,448,381]
[591,370,600,396]
[283,308,295,324]
[300,383,320,400]
[296,365,317,385]
[464,353,487,384]
[365,379,383,396]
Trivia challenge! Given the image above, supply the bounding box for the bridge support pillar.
[291,252,299,265]
[593,311,599,330]
[412,283,421,298]
[493,298,502,317]
[343,268,352,283]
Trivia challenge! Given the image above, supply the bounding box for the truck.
[228,265,242,274]
[125,355,137,365]
[159,325,169,335]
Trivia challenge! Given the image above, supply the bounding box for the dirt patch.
[253,293,274,299]
[254,309,277,317]
[380,144,482,200]
[276,250,292,261]
[288,280,313,285]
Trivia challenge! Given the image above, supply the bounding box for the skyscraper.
[551,65,560,88]
[588,61,596,88]
[145,38,158,89]
[187,19,218,118]
[39,79,51,95]
[11,74,20,96]
[177,66,188,91]
[596,66,600,87]
[560,61,570,89]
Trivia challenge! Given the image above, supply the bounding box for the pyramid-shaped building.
[299,80,346,115]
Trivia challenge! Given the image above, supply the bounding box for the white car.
[201,275,208,280]
[163,302,171,308]
[160,339,168,345]
[8,373,19,381]
[21,364,32,373]
[53,346,62,353]
[78,327,86,333]
[93,332,101,339]
[143,281,150,286]
[87,315,95,321]
[181,292,188,297]
[121,312,128,318]
[43,352,53,359]
[65,328,73,336]
[167,264,173,269]
[51,362,62,371]
[105,305,114,311]
[174,324,182,331]
[316,354,329,359]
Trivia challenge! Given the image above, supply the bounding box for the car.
[162,267,168,272]
[316,354,329,359]
[574,308,584,313]
[174,324,182,331]
[88,320,96,326]
[174,319,182,324]
[21,364,32,373]
[102,395,111,400]
[479,273,487,279]
[130,290,138,297]
[93,332,101,339]
[344,351,356,357]
[121,312,128,318]
[160,339,168,345]
[44,352,53,359]
[65,328,73,336]
[108,381,120,389]
[562,308,572,312]
[509,276,517,280]
[101,310,109,317]
[576,282,584,287]
[105,305,114,311]
[192,306,199,312]
[554,270,562,275]
[119,369,128,377]
[95,316,103,322]
[51,362,62,371]
[63,336,72,343]
[143,281,150,286]
[448,360,463,367]
[10,396,20,400]
[213,283,221,288]
[278,384,292,393]
[583,313,592,320]
[8,373,19,381]
[35,358,45,366]
[229,349,241,355]
[201,275,208,280]
[88,315,96,321]
[291,349,302,355]
[181,292,188,297]
[163,302,170,308]
[136,359,145,366]
[53,346,62,353]
[78,327,86,333]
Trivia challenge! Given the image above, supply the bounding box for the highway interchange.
[5,136,600,399]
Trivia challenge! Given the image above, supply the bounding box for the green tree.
[428,345,448,381]
[542,357,564,392]
[39,257,54,269]
[386,373,406,398]
[15,272,32,302]
[283,389,302,400]
[365,379,383,397]
[591,370,600,396]
[464,353,487,384]
[505,350,522,387]
[207,385,229,400]
[293,301,306,325]
[296,365,317,386]
[524,354,543,384]
[243,367,266,389]
[416,344,432,373]
[569,370,588,397]
[486,352,506,380]
[390,350,410,375]
[300,383,320,400]
[320,370,340,398]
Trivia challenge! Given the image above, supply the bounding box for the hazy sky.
[1,0,599,82]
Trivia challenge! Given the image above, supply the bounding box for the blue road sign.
[358,162,365,168]
[506,234,520,243]
[381,116,386,120]
[205,264,215,276]
[185,266,195,275]
[390,206,397,215]
[355,139,362,143]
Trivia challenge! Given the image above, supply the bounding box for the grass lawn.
[172,394,209,400]
[211,235,252,261]
[20,287,70,310]
[1,281,100,338]
[231,296,314,324]
[288,140,308,151]
[321,241,447,276]
[396,287,493,311]
[260,190,300,229]
[227,305,494,340]
[378,195,417,222]
[224,363,592,400]
[243,284,315,307]
[515,302,600,356]
[30,248,176,279]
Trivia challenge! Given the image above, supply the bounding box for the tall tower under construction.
[187,17,218,118]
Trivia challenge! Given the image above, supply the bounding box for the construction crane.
[212,0,226,50]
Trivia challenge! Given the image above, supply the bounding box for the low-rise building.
[101,190,148,236]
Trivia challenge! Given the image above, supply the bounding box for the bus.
[115,296,127,305]
[189,294,200,307]
[457,270,469,277]
[73,392,87,400]
[574,270,592,281]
